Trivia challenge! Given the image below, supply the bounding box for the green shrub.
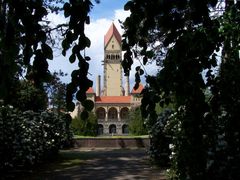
[129,107,148,135]
[0,103,73,170]
[70,112,97,136]
[148,109,174,167]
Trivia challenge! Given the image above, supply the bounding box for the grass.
[74,135,149,139]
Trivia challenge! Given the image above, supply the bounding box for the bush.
[129,107,148,135]
[70,112,97,136]
[148,109,174,167]
[0,103,73,170]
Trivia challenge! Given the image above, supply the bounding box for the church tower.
[103,23,123,96]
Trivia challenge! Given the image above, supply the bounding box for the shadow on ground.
[7,149,166,180]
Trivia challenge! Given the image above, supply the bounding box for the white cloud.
[47,9,157,90]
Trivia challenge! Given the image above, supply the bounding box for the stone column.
[118,107,120,121]
[117,123,122,135]
[105,106,108,121]
[96,75,101,96]
[104,124,109,134]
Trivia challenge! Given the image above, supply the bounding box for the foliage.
[128,107,148,135]
[0,0,61,103]
[148,109,173,167]
[122,0,240,179]
[10,80,48,111]
[62,0,98,114]
[0,0,99,117]
[71,112,97,136]
[0,102,73,170]
[44,70,67,114]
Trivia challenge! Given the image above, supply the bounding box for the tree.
[71,111,97,136]
[122,0,240,179]
[0,0,98,116]
[10,80,48,111]
[44,70,67,115]
[0,0,62,103]
[128,107,147,135]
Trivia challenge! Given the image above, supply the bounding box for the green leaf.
[86,16,90,24]
[135,66,140,71]
[85,37,91,48]
[62,39,70,54]
[38,31,47,42]
[23,47,33,65]
[71,70,79,78]
[42,43,53,60]
[62,50,66,56]
[82,99,94,111]
[134,82,139,90]
[72,45,79,54]
[67,101,75,111]
[139,69,144,75]
[63,3,71,18]
[81,110,89,120]
[69,54,76,63]
[146,50,154,58]
[76,90,86,102]
[143,56,148,65]
[85,56,91,61]
[124,1,134,11]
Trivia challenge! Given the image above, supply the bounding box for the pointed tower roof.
[104,23,121,47]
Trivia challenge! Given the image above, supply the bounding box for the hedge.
[0,103,72,169]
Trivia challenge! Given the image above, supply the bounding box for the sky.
[47,0,157,91]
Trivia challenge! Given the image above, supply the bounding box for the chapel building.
[72,23,143,135]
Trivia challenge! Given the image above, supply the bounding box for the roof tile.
[104,23,121,47]
[86,87,95,94]
[131,83,144,94]
[96,96,131,104]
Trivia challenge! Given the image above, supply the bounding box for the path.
[22,148,166,180]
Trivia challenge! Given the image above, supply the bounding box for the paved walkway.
[22,148,166,180]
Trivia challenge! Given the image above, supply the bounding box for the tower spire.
[104,23,121,47]
[103,23,122,96]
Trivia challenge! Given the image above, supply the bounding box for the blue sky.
[91,0,129,20]
[47,0,157,91]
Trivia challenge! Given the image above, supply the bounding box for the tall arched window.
[109,124,116,134]
[111,54,114,60]
[122,124,129,134]
[96,107,106,119]
[120,107,129,119]
[108,107,118,119]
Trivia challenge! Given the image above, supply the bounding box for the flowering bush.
[0,103,72,169]
[148,109,174,167]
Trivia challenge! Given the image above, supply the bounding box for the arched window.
[97,124,104,135]
[116,54,120,59]
[108,107,118,119]
[111,54,114,60]
[120,107,129,119]
[109,124,116,134]
[122,124,129,134]
[96,107,106,119]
